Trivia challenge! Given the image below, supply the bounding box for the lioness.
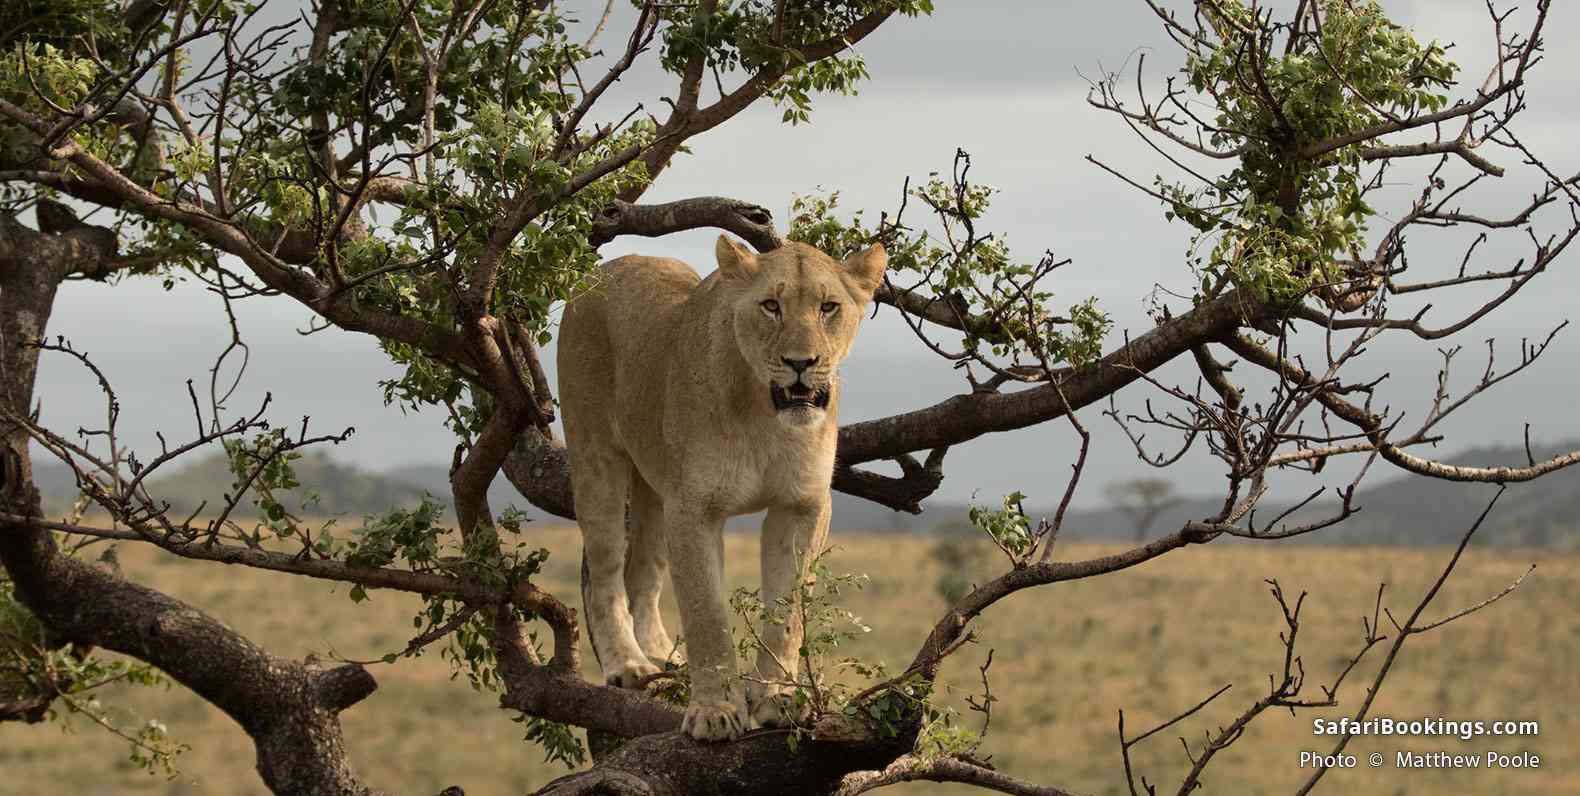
[558,235,886,741]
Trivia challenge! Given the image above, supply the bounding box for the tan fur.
[558,236,886,741]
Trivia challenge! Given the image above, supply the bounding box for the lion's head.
[714,236,887,427]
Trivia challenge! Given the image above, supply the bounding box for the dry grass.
[2,526,1574,795]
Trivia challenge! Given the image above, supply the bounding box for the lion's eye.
[820,301,839,314]
[761,299,780,314]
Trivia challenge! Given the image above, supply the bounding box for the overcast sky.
[34,1,1580,511]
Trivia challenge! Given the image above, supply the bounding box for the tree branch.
[836,755,1081,796]
[1223,332,1580,483]
[590,196,784,252]
[836,290,1264,466]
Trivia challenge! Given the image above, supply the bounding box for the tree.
[1105,478,1179,543]
[1,1,1574,794]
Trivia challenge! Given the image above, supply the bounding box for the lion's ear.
[842,243,887,298]
[715,235,759,279]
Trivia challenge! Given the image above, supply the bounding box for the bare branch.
[836,755,1082,796]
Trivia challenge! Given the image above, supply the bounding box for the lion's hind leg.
[569,447,658,689]
[626,478,679,666]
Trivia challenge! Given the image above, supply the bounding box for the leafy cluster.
[0,0,942,441]
[968,492,1034,562]
[302,8,656,418]
[1161,0,1458,301]
[651,0,932,124]
[274,0,591,151]
[0,0,129,110]
[515,710,585,768]
[337,497,585,765]
[0,42,99,110]
[0,0,122,47]
[222,432,313,532]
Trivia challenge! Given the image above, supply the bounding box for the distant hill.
[1255,441,1580,548]
[146,451,434,518]
[27,440,1580,547]
[921,441,1580,549]
[30,458,79,506]
[31,450,548,523]
[32,451,433,520]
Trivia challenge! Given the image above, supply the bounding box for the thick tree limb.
[0,693,53,723]
[835,290,1264,465]
[529,720,914,796]
[0,208,117,285]
[450,376,534,535]
[1358,139,1504,177]
[872,283,1018,345]
[837,755,1081,796]
[493,592,914,796]
[495,611,678,737]
[503,427,577,519]
[590,197,784,252]
[833,448,947,514]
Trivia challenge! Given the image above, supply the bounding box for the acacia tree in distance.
[1,1,1576,794]
[1105,478,1180,543]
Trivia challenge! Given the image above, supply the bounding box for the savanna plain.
[2,526,1574,796]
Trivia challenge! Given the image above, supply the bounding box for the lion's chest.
[669,420,836,517]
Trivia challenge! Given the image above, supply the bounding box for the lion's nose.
[782,357,818,375]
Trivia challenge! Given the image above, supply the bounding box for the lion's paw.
[681,699,747,742]
[746,684,811,729]
[604,658,661,690]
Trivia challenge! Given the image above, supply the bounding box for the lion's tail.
[579,551,603,669]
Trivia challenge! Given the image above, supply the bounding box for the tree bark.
[532,725,917,796]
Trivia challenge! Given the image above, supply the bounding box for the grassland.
[2,526,1575,795]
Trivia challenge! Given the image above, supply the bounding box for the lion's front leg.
[665,505,747,741]
[747,499,830,729]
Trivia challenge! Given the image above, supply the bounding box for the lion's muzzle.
[770,381,831,411]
